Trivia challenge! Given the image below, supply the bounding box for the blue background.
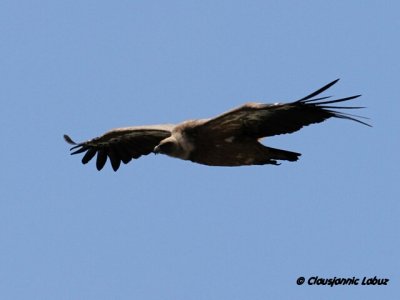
[1,1,398,299]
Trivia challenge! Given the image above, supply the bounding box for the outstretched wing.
[197,79,370,139]
[64,124,175,171]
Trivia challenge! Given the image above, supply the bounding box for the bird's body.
[64,79,370,171]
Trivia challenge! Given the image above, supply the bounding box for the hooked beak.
[153,145,161,154]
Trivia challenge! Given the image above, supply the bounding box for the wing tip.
[299,78,341,101]
[63,134,77,145]
[330,78,340,86]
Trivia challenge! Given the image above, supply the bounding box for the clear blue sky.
[1,1,399,299]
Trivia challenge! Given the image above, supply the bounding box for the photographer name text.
[296,276,389,287]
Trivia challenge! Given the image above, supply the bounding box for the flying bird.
[64,79,370,171]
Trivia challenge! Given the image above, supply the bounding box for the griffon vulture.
[64,79,369,171]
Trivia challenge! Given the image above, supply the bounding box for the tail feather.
[264,146,301,162]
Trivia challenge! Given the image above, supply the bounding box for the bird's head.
[154,141,176,155]
[153,137,186,159]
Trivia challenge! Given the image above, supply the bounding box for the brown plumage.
[64,79,370,171]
